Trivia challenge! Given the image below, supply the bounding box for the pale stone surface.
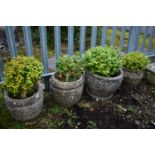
[50,73,84,107]
[85,70,123,100]
[48,56,56,72]
[123,68,143,88]
[144,63,155,85]
[4,82,44,121]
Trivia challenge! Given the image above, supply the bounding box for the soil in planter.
[0,80,155,129]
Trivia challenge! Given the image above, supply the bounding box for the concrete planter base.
[4,82,44,122]
[123,68,143,88]
[144,63,155,85]
[85,70,123,101]
[51,73,84,107]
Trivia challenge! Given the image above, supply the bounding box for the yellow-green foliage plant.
[2,56,43,98]
[83,46,122,77]
[123,52,150,72]
[56,55,84,82]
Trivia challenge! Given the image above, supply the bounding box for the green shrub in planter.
[122,52,150,87]
[122,52,150,72]
[2,56,44,98]
[51,55,84,106]
[56,55,84,82]
[83,46,123,100]
[2,56,44,121]
[83,46,122,77]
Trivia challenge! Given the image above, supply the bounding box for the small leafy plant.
[123,52,150,72]
[2,56,43,98]
[56,55,84,82]
[83,46,122,77]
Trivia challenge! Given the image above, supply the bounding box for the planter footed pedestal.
[85,70,123,101]
[144,63,155,85]
[123,68,143,88]
[4,82,44,122]
[51,73,84,107]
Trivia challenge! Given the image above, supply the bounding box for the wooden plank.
[54,26,61,60]
[134,26,141,50]
[91,26,97,48]
[111,26,117,46]
[127,27,139,52]
[23,26,33,56]
[140,27,149,52]
[147,26,155,53]
[101,26,107,47]
[79,26,86,55]
[5,26,17,57]
[119,26,126,51]
[68,26,74,55]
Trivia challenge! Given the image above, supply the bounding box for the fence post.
[127,26,141,52]
[147,27,155,53]
[0,57,3,82]
[91,26,97,48]
[54,26,61,60]
[101,26,107,47]
[23,26,33,56]
[119,26,126,51]
[68,26,74,55]
[39,26,49,90]
[79,26,86,56]
[111,26,117,46]
[134,27,141,50]
[5,26,17,58]
[140,27,149,52]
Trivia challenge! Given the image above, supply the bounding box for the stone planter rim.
[146,63,155,73]
[51,72,84,90]
[123,67,143,74]
[4,81,44,107]
[86,69,123,80]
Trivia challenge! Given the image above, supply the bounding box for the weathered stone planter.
[144,63,155,85]
[85,70,123,100]
[4,82,44,122]
[51,73,84,107]
[123,68,143,88]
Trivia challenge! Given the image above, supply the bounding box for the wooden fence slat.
[91,26,97,48]
[79,26,86,55]
[23,26,33,56]
[111,26,117,46]
[54,26,61,60]
[119,26,126,51]
[147,27,155,53]
[101,26,107,47]
[140,27,149,52]
[0,57,3,82]
[5,26,17,58]
[39,26,48,73]
[39,26,49,89]
[68,26,74,55]
[134,26,141,50]
[127,27,139,52]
